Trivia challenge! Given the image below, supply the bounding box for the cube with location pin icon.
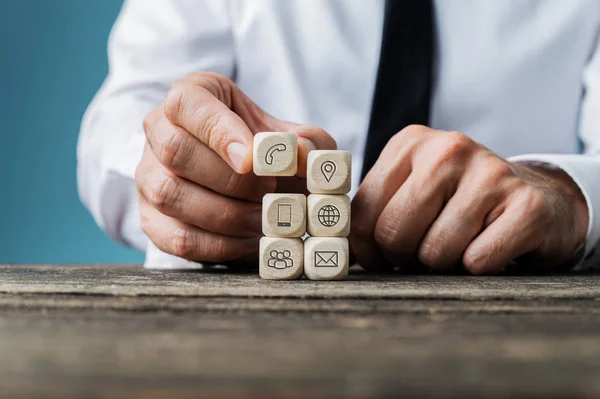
[306,150,351,194]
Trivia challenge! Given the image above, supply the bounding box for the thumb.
[172,73,337,176]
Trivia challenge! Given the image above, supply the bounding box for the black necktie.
[361,0,435,180]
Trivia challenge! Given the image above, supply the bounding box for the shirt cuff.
[144,240,207,270]
[508,154,598,258]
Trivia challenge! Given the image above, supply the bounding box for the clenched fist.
[351,125,589,274]
[136,72,335,264]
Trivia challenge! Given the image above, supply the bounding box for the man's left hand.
[350,125,589,274]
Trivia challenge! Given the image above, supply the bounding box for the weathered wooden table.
[2,265,600,398]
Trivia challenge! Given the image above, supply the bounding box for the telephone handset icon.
[265,143,287,165]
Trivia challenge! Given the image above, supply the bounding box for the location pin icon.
[321,161,336,182]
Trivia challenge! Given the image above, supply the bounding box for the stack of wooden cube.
[253,132,351,281]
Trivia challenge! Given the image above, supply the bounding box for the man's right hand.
[136,72,335,264]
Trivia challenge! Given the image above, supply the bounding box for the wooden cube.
[304,237,349,280]
[262,193,306,237]
[307,150,351,194]
[253,132,298,176]
[259,237,304,280]
[307,194,350,237]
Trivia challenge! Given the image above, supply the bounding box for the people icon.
[267,250,294,269]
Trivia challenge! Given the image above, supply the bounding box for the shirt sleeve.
[77,0,235,252]
[508,32,600,262]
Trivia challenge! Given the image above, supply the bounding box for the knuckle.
[171,227,195,259]
[316,127,337,149]
[493,160,515,176]
[182,71,210,85]
[417,240,444,267]
[209,235,231,261]
[217,201,241,230]
[163,84,186,123]
[202,111,228,151]
[387,132,404,148]
[134,149,153,188]
[134,162,144,188]
[444,131,472,148]
[156,126,187,170]
[462,250,490,275]
[400,124,428,139]
[389,125,423,147]
[185,71,230,87]
[374,222,401,253]
[480,159,514,187]
[301,125,337,150]
[432,132,473,166]
[142,113,153,137]
[224,171,246,197]
[183,72,233,105]
[519,187,548,217]
[195,233,231,262]
[147,173,180,212]
[143,108,164,142]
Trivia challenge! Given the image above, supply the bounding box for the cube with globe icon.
[307,194,350,237]
[320,205,339,226]
[255,132,351,281]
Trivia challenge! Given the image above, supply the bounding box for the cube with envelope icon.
[304,237,349,280]
[315,250,339,267]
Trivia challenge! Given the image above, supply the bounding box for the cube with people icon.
[255,132,351,281]
[259,237,304,280]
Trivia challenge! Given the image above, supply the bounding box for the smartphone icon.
[277,204,292,227]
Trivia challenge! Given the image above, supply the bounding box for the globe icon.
[318,205,340,227]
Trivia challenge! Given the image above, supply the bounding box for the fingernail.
[227,142,248,172]
[299,137,317,153]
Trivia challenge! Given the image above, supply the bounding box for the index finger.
[291,125,338,178]
[164,81,254,174]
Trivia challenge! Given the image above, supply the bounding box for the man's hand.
[350,125,589,274]
[136,72,335,264]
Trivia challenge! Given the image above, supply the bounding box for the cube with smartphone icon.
[262,193,306,238]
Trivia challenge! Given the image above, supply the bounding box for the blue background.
[0,0,143,263]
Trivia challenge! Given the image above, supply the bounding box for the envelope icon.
[315,251,339,267]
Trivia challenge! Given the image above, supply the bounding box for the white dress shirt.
[78,0,600,269]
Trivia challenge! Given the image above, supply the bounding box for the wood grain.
[2,265,600,299]
[3,265,600,398]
